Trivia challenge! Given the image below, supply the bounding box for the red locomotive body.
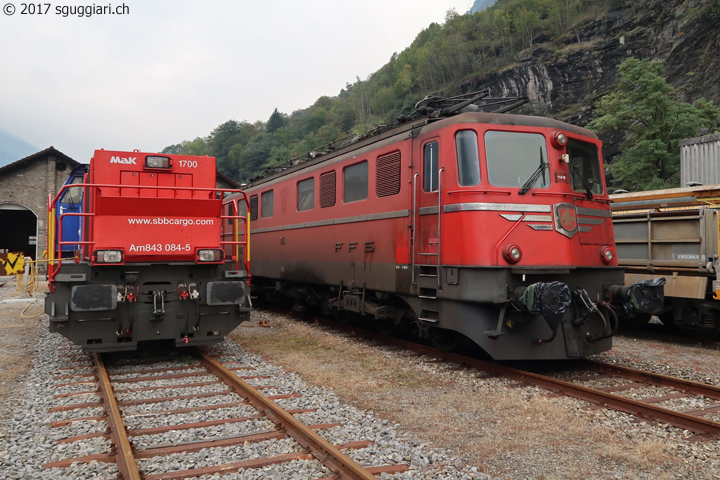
[225,94,659,360]
[46,149,251,352]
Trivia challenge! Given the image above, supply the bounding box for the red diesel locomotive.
[45,149,252,352]
[225,92,661,360]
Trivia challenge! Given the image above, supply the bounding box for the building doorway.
[0,203,38,259]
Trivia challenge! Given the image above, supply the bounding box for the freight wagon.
[611,185,720,337]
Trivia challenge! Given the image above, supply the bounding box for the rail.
[199,353,387,480]
[309,318,720,440]
[44,349,402,478]
[94,353,142,480]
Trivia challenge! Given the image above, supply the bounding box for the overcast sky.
[0,0,471,162]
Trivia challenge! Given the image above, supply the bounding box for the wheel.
[657,311,675,327]
[620,313,651,329]
[430,327,469,352]
[373,317,399,336]
[333,309,351,325]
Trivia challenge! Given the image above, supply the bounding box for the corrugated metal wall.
[681,134,720,187]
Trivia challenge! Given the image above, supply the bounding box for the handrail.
[411,173,419,286]
[51,181,248,206]
[219,213,250,273]
[437,167,444,287]
[48,181,252,289]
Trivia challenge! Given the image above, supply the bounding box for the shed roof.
[0,146,79,176]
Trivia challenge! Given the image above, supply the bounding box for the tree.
[515,7,540,49]
[266,108,287,134]
[589,58,719,191]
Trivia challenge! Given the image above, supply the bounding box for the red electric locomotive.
[45,149,252,352]
[225,92,661,360]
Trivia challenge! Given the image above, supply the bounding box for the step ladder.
[417,265,439,323]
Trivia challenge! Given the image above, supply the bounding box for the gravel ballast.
[0,284,481,479]
[3,280,720,479]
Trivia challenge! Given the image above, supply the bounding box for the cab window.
[423,141,439,192]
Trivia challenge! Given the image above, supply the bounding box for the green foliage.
[163,0,621,183]
[588,58,720,191]
[708,0,720,22]
[266,108,287,134]
[161,137,209,157]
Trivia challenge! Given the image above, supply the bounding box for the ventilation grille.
[376,151,401,197]
[320,171,336,208]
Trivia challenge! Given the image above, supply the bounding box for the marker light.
[197,249,224,263]
[600,246,614,264]
[145,155,172,169]
[502,244,522,264]
[94,249,124,264]
[552,131,568,148]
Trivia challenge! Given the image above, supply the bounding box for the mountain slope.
[0,128,39,166]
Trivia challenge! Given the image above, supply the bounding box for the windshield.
[567,138,604,196]
[485,131,549,189]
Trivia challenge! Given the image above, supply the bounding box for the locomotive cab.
[406,112,628,359]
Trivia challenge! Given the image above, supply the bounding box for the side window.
[320,171,336,208]
[261,190,274,218]
[229,199,249,225]
[297,178,315,212]
[376,151,401,197]
[343,161,368,203]
[236,200,248,237]
[567,138,604,195]
[250,195,258,221]
[456,130,480,186]
[238,200,248,217]
[423,141,439,192]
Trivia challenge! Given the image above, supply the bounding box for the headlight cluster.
[94,249,123,264]
[196,249,224,263]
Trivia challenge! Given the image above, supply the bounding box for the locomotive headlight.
[197,248,224,263]
[502,244,522,264]
[145,155,172,169]
[600,246,614,264]
[94,249,124,264]
[552,131,568,148]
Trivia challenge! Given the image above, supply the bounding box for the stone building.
[0,147,79,268]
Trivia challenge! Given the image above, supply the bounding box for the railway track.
[42,344,409,479]
[307,316,720,441]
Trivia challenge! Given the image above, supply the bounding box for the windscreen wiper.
[519,148,549,195]
[571,164,594,200]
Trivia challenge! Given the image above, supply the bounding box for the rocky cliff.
[460,0,720,157]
